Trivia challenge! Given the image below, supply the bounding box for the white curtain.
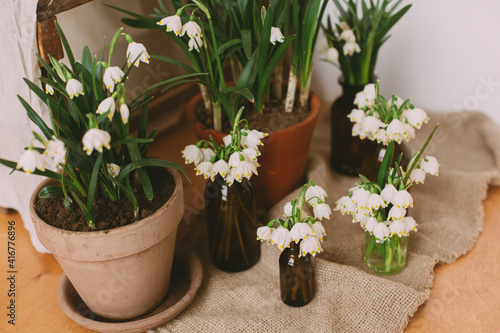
[0,0,50,252]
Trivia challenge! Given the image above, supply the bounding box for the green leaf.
[151,54,196,73]
[118,158,190,183]
[108,27,125,64]
[54,21,76,72]
[18,95,53,139]
[87,153,102,216]
[111,137,154,147]
[377,140,395,187]
[126,141,153,200]
[39,185,64,199]
[241,29,253,58]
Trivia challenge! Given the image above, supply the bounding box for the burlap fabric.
[152,110,500,333]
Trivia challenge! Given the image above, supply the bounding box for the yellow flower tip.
[279,245,284,249]
[175,30,179,34]
[26,169,32,174]
[166,27,171,31]
[272,241,275,244]
[246,173,250,177]
[222,172,226,176]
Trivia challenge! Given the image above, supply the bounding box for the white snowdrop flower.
[103,66,124,92]
[211,159,229,179]
[106,163,120,178]
[305,185,327,206]
[360,116,382,137]
[82,129,111,155]
[313,202,332,220]
[352,123,362,137]
[420,156,440,176]
[353,208,370,222]
[326,47,339,62]
[402,107,429,129]
[17,149,47,173]
[403,216,418,233]
[228,152,243,168]
[364,217,378,233]
[363,84,376,100]
[389,220,408,237]
[44,137,67,165]
[367,193,386,211]
[348,109,366,124]
[256,226,275,243]
[182,144,203,165]
[351,188,371,210]
[126,42,150,67]
[376,128,390,145]
[309,222,326,241]
[195,161,212,179]
[118,103,129,124]
[157,15,182,36]
[386,119,406,143]
[222,134,232,146]
[290,223,314,243]
[225,168,236,186]
[242,148,260,161]
[96,97,116,120]
[181,21,202,38]
[381,184,398,204]
[403,123,416,142]
[201,148,216,163]
[241,129,267,149]
[343,41,360,56]
[393,190,413,209]
[373,222,392,243]
[188,36,203,52]
[271,227,292,251]
[299,235,323,257]
[339,29,355,43]
[234,160,257,181]
[388,206,406,221]
[334,196,349,213]
[410,167,426,184]
[316,38,329,54]
[45,83,54,95]
[283,201,293,216]
[66,79,84,99]
[270,26,285,45]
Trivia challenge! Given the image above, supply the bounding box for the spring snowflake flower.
[96,97,115,120]
[334,195,355,215]
[157,15,182,36]
[16,149,47,173]
[225,168,236,186]
[45,83,54,95]
[290,223,314,243]
[66,79,84,99]
[348,109,365,124]
[181,21,202,38]
[380,184,398,204]
[373,222,392,243]
[313,202,332,220]
[228,152,243,168]
[364,217,378,233]
[420,156,439,176]
[389,220,407,237]
[234,160,257,181]
[103,66,124,92]
[126,42,150,67]
[393,190,413,209]
[326,47,339,62]
[388,206,406,221]
[360,116,382,137]
[410,167,426,184]
[200,148,216,163]
[82,129,111,155]
[211,159,229,179]
[241,129,267,149]
[354,85,376,108]
[403,123,416,142]
[44,137,67,165]
[257,226,275,243]
[271,227,292,251]
[403,216,418,233]
[242,148,260,161]
[195,161,212,179]
[182,145,203,165]
[352,123,362,136]
[351,187,371,210]
[367,193,386,211]
[375,128,390,145]
[343,41,361,56]
[284,201,294,216]
[353,208,370,222]
[188,36,203,52]
[309,222,326,241]
[119,103,129,124]
[305,185,327,206]
[386,119,406,143]
[299,235,323,257]
[339,29,356,43]
[402,107,429,129]
[270,27,285,45]
[106,163,120,178]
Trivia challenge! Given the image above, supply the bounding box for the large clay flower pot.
[187,93,321,210]
[30,169,184,320]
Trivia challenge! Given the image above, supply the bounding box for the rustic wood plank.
[37,17,64,63]
[37,0,95,21]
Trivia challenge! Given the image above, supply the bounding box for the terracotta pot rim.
[29,168,183,239]
[187,91,321,136]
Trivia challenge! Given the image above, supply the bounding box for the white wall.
[312,0,500,124]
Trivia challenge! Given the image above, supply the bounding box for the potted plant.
[111,0,327,210]
[321,0,411,176]
[257,180,331,306]
[334,124,439,275]
[183,107,267,272]
[0,24,197,320]
[348,80,430,181]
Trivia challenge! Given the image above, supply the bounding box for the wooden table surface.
[1,113,500,333]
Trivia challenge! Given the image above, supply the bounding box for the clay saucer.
[57,251,203,333]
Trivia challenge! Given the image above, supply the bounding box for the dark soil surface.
[34,168,175,232]
[195,98,311,133]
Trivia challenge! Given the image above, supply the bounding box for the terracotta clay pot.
[30,169,184,320]
[187,93,321,210]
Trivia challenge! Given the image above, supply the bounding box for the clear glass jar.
[364,231,408,275]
